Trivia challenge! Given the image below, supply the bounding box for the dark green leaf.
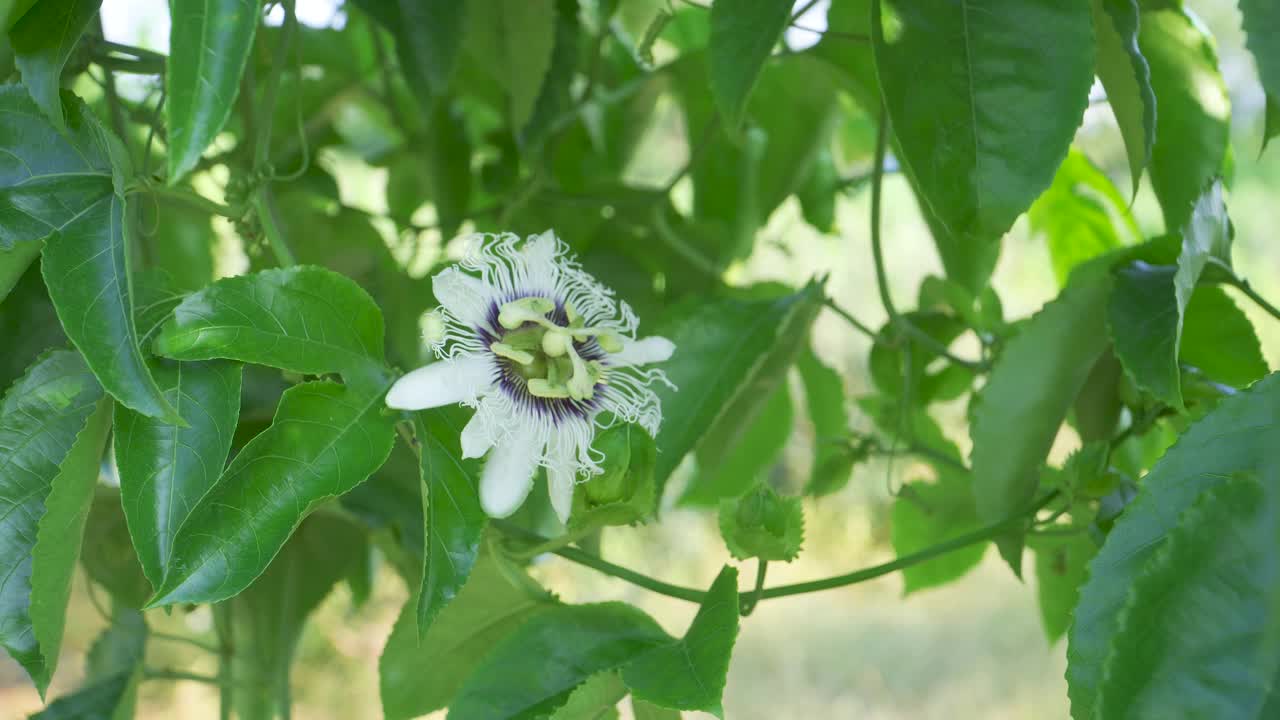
[970,264,1113,575]
[1031,532,1096,643]
[139,199,216,292]
[0,87,179,422]
[225,512,368,719]
[1067,372,1280,717]
[153,266,388,390]
[892,472,986,594]
[718,482,804,563]
[1029,149,1137,286]
[425,100,472,239]
[450,603,672,720]
[10,0,100,130]
[0,350,103,689]
[1241,0,1280,155]
[654,283,823,491]
[798,347,852,496]
[27,398,112,694]
[1095,474,1280,719]
[873,0,1093,292]
[415,408,486,639]
[380,552,554,720]
[80,492,152,610]
[707,0,790,129]
[166,0,260,182]
[1073,349,1124,443]
[0,260,65,393]
[623,566,740,716]
[359,0,468,101]
[1141,5,1229,232]
[1092,0,1155,195]
[148,380,396,606]
[0,237,40,303]
[1174,180,1231,309]
[683,382,791,506]
[29,673,134,720]
[1180,286,1268,389]
[465,0,556,131]
[114,361,243,588]
[1108,262,1182,408]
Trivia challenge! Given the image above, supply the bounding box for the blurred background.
[4,0,1279,718]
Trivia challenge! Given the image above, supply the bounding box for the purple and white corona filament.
[385,231,676,521]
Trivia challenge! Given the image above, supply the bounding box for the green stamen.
[491,342,534,365]
[528,378,572,399]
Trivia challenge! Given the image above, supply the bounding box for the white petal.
[432,267,496,330]
[611,336,675,367]
[480,428,541,518]
[385,356,493,410]
[460,398,497,459]
[546,437,577,524]
[521,230,560,292]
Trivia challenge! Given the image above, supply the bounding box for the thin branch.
[151,631,221,655]
[1226,273,1280,323]
[137,185,245,219]
[494,490,1059,608]
[739,559,768,616]
[823,297,880,342]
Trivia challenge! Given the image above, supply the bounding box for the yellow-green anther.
[597,332,623,354]
[498,297,555,329]
[491,342,535,365]
[565,344,595,400]
[565,301,581,325]
[542,330,568,357]
[527,378,571,399]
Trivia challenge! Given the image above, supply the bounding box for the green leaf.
[0,350,103,688]
[1141,5,1229,232]
[1073,349,1124,443]
[970,264,1113,575]
[797,346,852,496]
[153,266,388,390]
[873,0,1093,292]
[1095,474,1280,719]
[1066,372,1280,717]
[28,397,112,694]
[548,672,625,720]
[380,551,554,720]
[1108,262,1182,409]
[1241,0,1280,155]
[1092,0,1155,195]
[35,606,147,720]
[653,283,823,491]
[892,472,986,594]
[1029,149,1138,286]
[114,361,243,589]
[0,238,40,303]
[148,380,396,606]
[707,0,790,129]
[9,0,100,130]
[80,492,152,610]
[140,199,216,292]
[415,408,487,639]
[450,603,673,720]
[1180,286,1268,389]
[623,566,740,717]
[224,512,368,719]
[0,87,179,422]
[424,100,472,239]
[354,0,468,101]
[683,382,791,506]
[718,482,804,563]
[1031,532,1096,643]
[796,147,838,234]
[0,260,66,394]
[466,0,556,131]
[165,0,260,183]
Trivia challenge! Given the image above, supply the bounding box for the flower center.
[489,297,623,401]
